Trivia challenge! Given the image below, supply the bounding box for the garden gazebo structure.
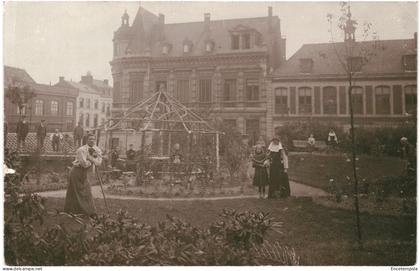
[99,88,221,173]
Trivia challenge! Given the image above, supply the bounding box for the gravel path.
[37,181,327,201]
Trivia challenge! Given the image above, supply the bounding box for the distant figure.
[64,134,102,217]
[307,133,316,152]
[171,143,182,164]
[73,122,84,147]
[82,131,90,146]
[16,116,29,151]
[399,137,416,175]
[36,119,47,152]
[327,129,338,145]
[110,147,120,168]
[50,129,63,152]
[126,144,136,171]
[252,145,269,199]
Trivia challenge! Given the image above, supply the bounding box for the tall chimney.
[158,14,165,41]
[268,6,273,32]
[81,72,93,85]
[159,13,165,25]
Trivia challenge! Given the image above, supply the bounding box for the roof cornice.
[270,72,417,82]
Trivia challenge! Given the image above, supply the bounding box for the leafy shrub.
[4,150,297,266]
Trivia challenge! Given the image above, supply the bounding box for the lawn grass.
[42,196,415,266]
[288,153,406,190]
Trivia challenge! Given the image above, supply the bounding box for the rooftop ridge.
[163,15,277,26]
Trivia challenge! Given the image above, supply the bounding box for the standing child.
[252,145,269,198]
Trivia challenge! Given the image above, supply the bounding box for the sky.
[4,1,418,85]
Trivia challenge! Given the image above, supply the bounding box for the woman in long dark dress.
[267,137,290,198]
[64,134,102,216]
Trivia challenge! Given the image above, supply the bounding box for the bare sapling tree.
[326,2,383,244]
[6,84,36,118]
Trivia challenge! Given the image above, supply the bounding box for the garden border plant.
[4,149,299,266]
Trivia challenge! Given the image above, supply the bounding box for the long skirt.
[253,166,269,187]
[268,166,290,198]
[64,166,96,216]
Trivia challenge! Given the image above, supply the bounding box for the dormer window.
[205,40,215,52]
[162,43,172,55]
[299,58,314,73]
[231,35,240,50]
[403,54,416,71]
[347,57,364,72]
[230,25,260,50]
[183,40,193,54]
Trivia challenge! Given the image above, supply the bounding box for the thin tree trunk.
[348,74,362,243]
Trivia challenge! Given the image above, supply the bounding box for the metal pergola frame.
[96,90,222,171]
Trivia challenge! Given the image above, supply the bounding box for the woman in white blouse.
[64,134,102,217]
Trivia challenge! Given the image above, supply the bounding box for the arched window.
[404,85,416,115]
[35,100,44,116]
[323,87,337,115]
[298,87,312,114]
[51,101,58,116]
[351,86,363,115]
[375,86,391,114]
[274,87,288,114]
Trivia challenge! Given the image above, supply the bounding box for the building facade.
[55,72,112,130]
[4,66,77,132]
[110,6,285,144]
[267,36,417,136]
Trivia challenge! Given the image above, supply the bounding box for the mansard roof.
[273,38,417,79]
[115,6,280,57]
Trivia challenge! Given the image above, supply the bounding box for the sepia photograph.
[2,1,418,267]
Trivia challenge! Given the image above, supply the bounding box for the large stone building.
[268,35,417,135]
[55,72,112,130]
[111,6,416,142]
[110,6,285,144]
[4,66,78,132]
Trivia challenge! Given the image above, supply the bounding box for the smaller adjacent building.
[55,72,112,130]
[4,66,78,132]
[267,35,417,135]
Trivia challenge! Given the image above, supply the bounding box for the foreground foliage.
[4,150,298,266]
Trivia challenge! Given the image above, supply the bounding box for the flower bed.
[21,172,69,193]
[106,178,257,198]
